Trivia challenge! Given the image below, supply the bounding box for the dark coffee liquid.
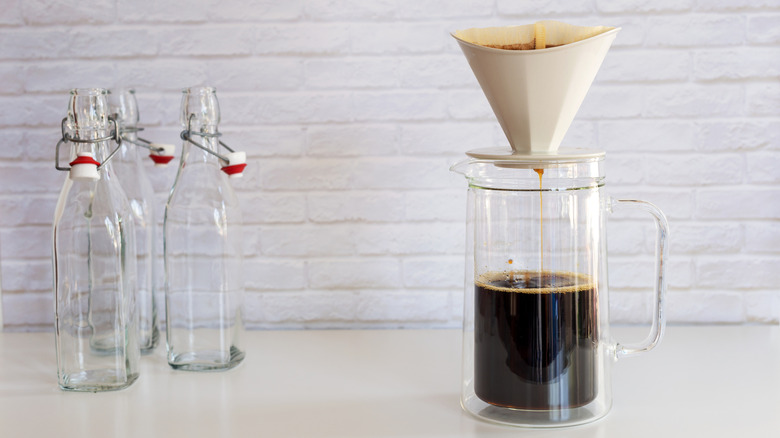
[475,271,598,410]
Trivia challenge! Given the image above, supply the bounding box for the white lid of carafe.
[465,147,605,169]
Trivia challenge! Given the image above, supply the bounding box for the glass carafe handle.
[609,198,670,359]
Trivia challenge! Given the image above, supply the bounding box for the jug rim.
[450,149,605,190]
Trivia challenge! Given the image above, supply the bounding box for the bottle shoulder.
[54,179,134,234]
[111,156,155,189]
[168,163,240,206]
[58,175,133,214]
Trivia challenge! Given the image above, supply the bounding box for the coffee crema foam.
[475,270,595,294]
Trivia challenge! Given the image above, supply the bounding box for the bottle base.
[140,327,160,355]
[59,371,139,392]
[168,346,245,372]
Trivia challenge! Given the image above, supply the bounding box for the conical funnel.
[453,22,619,155]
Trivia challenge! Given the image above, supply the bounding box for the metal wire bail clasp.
[55,116,123,181]
[180,114,247,178]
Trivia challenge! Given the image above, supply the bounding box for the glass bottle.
[53,88,140,391]
[107,88,159,353]
[164,86,245,371]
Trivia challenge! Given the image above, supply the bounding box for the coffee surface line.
[475,270,596,294]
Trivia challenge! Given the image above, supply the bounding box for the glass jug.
[451,150,668,427]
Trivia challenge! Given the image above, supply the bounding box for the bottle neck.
[64,88,121,180]
[180,87,221,167]
[97,139,117,178]
[182,124,220,166]
[170,125,222,199]
[67,124,114,162]
[116,127,141,163]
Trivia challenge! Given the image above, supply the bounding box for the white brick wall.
[1,0,778,331]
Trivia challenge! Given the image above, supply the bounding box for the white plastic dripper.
[453,22,619,156]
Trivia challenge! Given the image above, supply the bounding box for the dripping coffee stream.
[535,168,544,271]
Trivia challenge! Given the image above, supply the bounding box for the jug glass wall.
[453,154,667,427]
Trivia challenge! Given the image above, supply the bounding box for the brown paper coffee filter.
[454,21,614,50]
[534,22,546,49]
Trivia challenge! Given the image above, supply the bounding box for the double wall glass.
[452,153,668,427]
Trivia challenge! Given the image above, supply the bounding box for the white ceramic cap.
[222,151,247,178]
[149,143,176,167]
[68,152,100,181]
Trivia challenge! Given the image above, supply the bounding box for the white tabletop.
[1,326,778,437]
